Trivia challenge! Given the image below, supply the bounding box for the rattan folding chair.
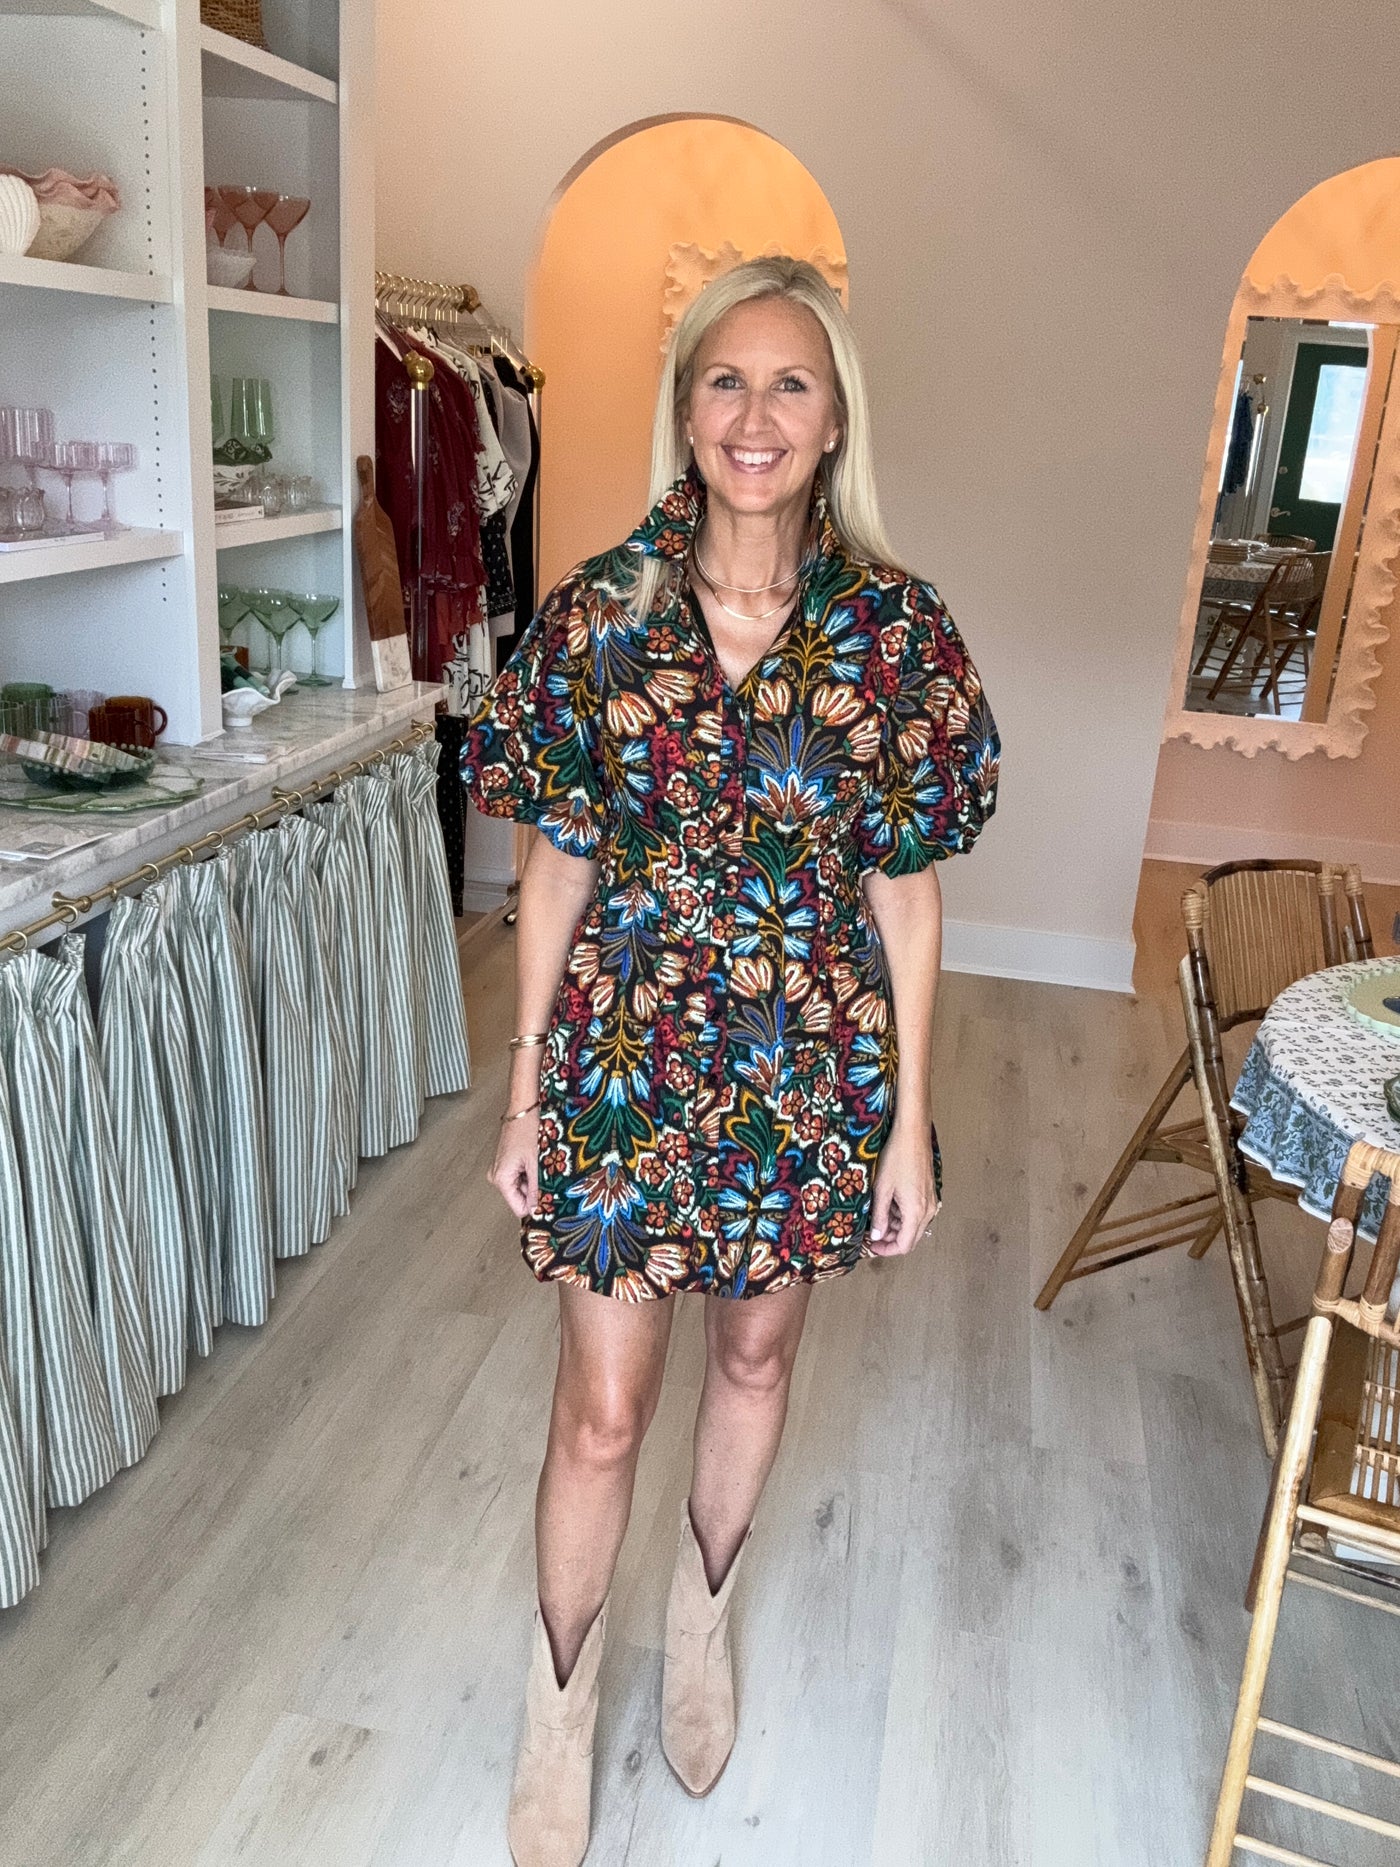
[1207,1140,1400,1866]
[1036,860,1375,1455]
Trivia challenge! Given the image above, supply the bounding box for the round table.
[1232,956,1400,1240]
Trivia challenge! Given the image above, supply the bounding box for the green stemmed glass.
[216,582,249,651]
[245,586,297,675]
[289,592,340,686]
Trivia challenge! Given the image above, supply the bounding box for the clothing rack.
[374,271,544,390]
[0,718,433,954]
[374,268,544,686]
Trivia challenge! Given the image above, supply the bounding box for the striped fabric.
[0,725,470,1607]
[307,797,361,1196]
[382,743,470,1099]
[0,1023,43,1605]
[100,897,205,1396]
[0,954,120,1509]
[231,833,313,1261]
[52,934,159,1468]
[312,786,387,1158]
[0,1349,37,1609]
[166,858,273,1326]
[278,815,339,1241]
[354,772,420,1150]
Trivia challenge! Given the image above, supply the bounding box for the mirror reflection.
[1183,315,1394,720]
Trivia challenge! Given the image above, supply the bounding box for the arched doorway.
[527,118,847,587]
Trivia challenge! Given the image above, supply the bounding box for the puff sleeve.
[459,577,609,859]
[851,582,999,875]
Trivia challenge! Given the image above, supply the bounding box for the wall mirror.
[1163,160,1400,759]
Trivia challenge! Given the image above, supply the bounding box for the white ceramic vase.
[0,175,40,257]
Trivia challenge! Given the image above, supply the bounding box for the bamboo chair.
[1036,861,1375,1455]
[1207,1140,1400,1867]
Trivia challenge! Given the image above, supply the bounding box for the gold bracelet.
[508,1033,548,1051]
[500,1100,541,1124]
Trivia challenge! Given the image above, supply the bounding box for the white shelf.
[0,252,172,303]
[200,25,337,104]
[214,506,342,549]
[207,284,338,324]
[0,0,157,25]
[0,528,182,586]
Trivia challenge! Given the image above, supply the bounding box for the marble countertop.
[0,683,442,940]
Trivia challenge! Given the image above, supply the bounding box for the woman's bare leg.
[534,1283,676,1683]
[687,1281,813,1589]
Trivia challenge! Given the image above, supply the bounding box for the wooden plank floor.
[2,865,1397,1866]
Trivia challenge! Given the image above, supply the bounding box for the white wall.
[375,0,1398,991]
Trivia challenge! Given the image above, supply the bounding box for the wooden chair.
[1207,1140,1400,1866]
[1207,553,1330,714]
[1036,861,1375,1454]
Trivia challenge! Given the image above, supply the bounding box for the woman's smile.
[721,444,788,474]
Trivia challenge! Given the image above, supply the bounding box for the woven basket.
[200,0,265,48]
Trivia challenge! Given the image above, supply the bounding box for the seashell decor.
[0,174,40,257]
[0,167,121,263]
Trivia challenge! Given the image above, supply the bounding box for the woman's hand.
[868,1121,940,1256]
[489,1107,540,1218]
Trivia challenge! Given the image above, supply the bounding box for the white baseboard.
[1145,817,1400,887]
[941,917,1136,994]
[460,879,510,916]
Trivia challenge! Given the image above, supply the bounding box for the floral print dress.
[461,467,999,1301]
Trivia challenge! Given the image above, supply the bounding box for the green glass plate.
[0,766,204,815]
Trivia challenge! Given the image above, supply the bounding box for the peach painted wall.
[528,120,845,589]
[1147,160,1400,881]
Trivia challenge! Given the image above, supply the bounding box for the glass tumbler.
[0,407,56,479]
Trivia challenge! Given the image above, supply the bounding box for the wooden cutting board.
[353,453,412,691]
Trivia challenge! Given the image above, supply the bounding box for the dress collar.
[623,462,842,567]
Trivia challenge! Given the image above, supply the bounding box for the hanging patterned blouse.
[461,467,999,1301]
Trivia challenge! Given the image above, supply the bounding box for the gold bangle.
[500,1100,540,1124]
[508,1033,548,1051]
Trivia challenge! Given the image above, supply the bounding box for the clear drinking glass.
[95,441,137,529]
[16,487,46,535]
[289,592,340,685]
[0,489,18,540]
[51,440,101,525]
[263,194,310,296]
[0,407,56,479]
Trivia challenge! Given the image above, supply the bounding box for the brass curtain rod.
[0,719,434,956]
[374,269,545,390]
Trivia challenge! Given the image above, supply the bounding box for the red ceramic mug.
[89,695,168,750]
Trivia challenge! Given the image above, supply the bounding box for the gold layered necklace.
[690,529,803,623]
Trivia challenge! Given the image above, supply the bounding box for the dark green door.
[1267,341,1368,551]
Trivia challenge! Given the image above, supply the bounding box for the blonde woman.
[462,256,999,1866]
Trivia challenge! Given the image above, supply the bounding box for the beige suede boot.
[661,1500,753,1796]
[506,1595,608,1867]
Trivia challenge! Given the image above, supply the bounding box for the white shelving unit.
[0,0,375,742]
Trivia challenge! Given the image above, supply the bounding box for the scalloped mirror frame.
[661,240,849,354]
[1163,159,1400,760]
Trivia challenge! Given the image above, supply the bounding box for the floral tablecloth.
[1232,957,1400,1241]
